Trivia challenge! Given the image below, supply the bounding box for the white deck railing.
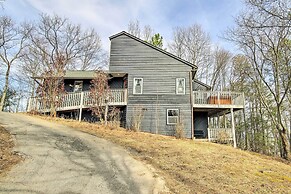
[208,128,233,141]
[28,89,127,112]
[193,91,244,108]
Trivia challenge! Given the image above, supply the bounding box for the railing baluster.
[193,91,244,107]
[28,89,128,112]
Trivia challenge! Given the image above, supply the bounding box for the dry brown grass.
[0,125,22,177]
[32,115,291,194]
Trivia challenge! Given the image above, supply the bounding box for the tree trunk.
[104,103,108,125]
[16,97,20,113]
[278,125,290,160]
[26,79,36,111]
[243,108,248,150]
[0,64,11,112]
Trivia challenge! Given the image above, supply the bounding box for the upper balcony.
[193,91,244,110]
[28,89,128,113]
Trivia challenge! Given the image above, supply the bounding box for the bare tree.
[128,20,141,38]
[227,0,291,159]
[73,28,103,70]
[168,27,186,58]
[89,70,111,125]
[169,24,211,81]
[210,47,232,91]
[128,20,156,42]
[36,55,66,117]
[29,14,103,71]
[0,16,30,111]
[143,25,154,42]
[0,0,5,10]
[24,14,104,115]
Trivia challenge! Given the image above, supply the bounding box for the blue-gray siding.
[109,34,194,137]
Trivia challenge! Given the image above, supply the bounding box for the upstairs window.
[74,81,83,92]
[176,78,185,94]
[133,78,143,94]
[167,109,179,125]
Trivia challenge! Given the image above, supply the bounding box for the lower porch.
[192,91,244,147]
[193,107,242,147]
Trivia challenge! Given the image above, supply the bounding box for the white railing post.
[231,108,237,148]
[79,92,84,122]
[208,128,210,141]
[124,89,128,104]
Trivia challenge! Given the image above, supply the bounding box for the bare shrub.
[131,105,145,132]
[27,110,41,115]
[174,116,185,139]
[217,130,231,144]
[89,70,112,125]
[107,108,120,130]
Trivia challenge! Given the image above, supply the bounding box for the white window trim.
[133,78,143,94]
[167,109,179,125]
[176,78,186,94]
[73,81,83,92]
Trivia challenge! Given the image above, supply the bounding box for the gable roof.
[109,31,198,69]
[64,70,96,79]
[193,79,211,90]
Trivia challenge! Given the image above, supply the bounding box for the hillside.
[33,115,291,194]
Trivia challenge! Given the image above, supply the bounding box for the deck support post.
[189,72,194,139]
[231,108,237,148]
[217,114,220,128]
[79,92,84,122]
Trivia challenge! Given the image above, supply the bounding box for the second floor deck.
[193,91,244,109]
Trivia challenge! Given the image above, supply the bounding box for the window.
[73,81,83,92]
[133,78,143,94]
[176,78,185,94]
[167,109,179,125]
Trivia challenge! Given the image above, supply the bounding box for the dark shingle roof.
[63,70,96,79]
[33,70,127,79]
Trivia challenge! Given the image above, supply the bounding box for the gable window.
[133,78,143,94]
[74,81,83,92]
[176,78,185,94]
[167,109,179,125]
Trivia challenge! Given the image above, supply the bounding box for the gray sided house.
[29,31,245,144]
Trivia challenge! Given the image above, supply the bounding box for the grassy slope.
[34,115,291,194]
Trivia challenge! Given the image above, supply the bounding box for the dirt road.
[0,112,165,194]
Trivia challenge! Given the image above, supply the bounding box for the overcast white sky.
[1,0,243,51]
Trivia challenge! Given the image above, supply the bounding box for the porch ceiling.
[193,107,243,117]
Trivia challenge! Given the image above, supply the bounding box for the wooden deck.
[28,89,128,112]
[193,91,244,109]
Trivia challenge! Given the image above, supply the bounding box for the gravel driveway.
[0,112,165,194]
